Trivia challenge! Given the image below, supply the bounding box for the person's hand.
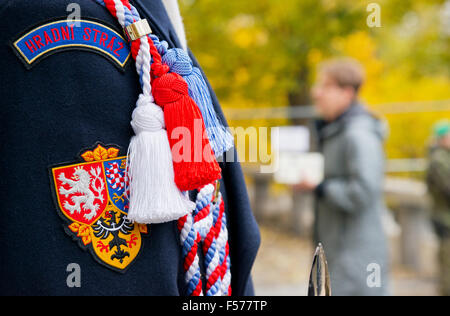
[294,177,319,192]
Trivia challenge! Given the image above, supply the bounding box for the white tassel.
[126,94,195,224]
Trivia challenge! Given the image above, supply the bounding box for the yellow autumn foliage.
[181,0,450,163]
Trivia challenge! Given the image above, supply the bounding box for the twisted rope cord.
[209,192,231,296]
[99,1,233,159]
[193,183,215,239]
[177,184,231,296]
[190,184,231,296]
[95,0,156,97]
[99,1,232,156]
[149,36,234,156]
[178,212,203,296]
[203,193,224,296]
[93,0,231,296]
[217,197,232,295]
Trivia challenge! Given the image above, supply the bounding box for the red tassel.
[152,72,222,191]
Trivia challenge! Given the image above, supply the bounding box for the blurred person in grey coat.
[297,58,390,296]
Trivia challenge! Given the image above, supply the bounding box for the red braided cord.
[102,0,167,79]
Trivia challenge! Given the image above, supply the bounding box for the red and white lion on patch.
[58,166,105,220]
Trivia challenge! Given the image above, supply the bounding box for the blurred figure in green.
[427,120,450,296]
[297,58,390,296]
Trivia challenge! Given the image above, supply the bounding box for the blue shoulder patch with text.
[12,19,131,70]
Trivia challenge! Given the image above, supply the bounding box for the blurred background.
[180,0,450,296]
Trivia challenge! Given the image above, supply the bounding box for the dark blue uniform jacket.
[0,0,260,296]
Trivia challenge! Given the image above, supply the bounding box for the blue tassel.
[151,36,233,157]
[184,66,234,157]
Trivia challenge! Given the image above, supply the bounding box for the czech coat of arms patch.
[50,143,148,273]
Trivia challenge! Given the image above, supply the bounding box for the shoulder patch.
[49,143,148,273]
[12,19,131,70]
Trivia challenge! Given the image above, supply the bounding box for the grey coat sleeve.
[322,129,384,214]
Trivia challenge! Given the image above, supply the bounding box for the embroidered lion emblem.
[58,166,105,220]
